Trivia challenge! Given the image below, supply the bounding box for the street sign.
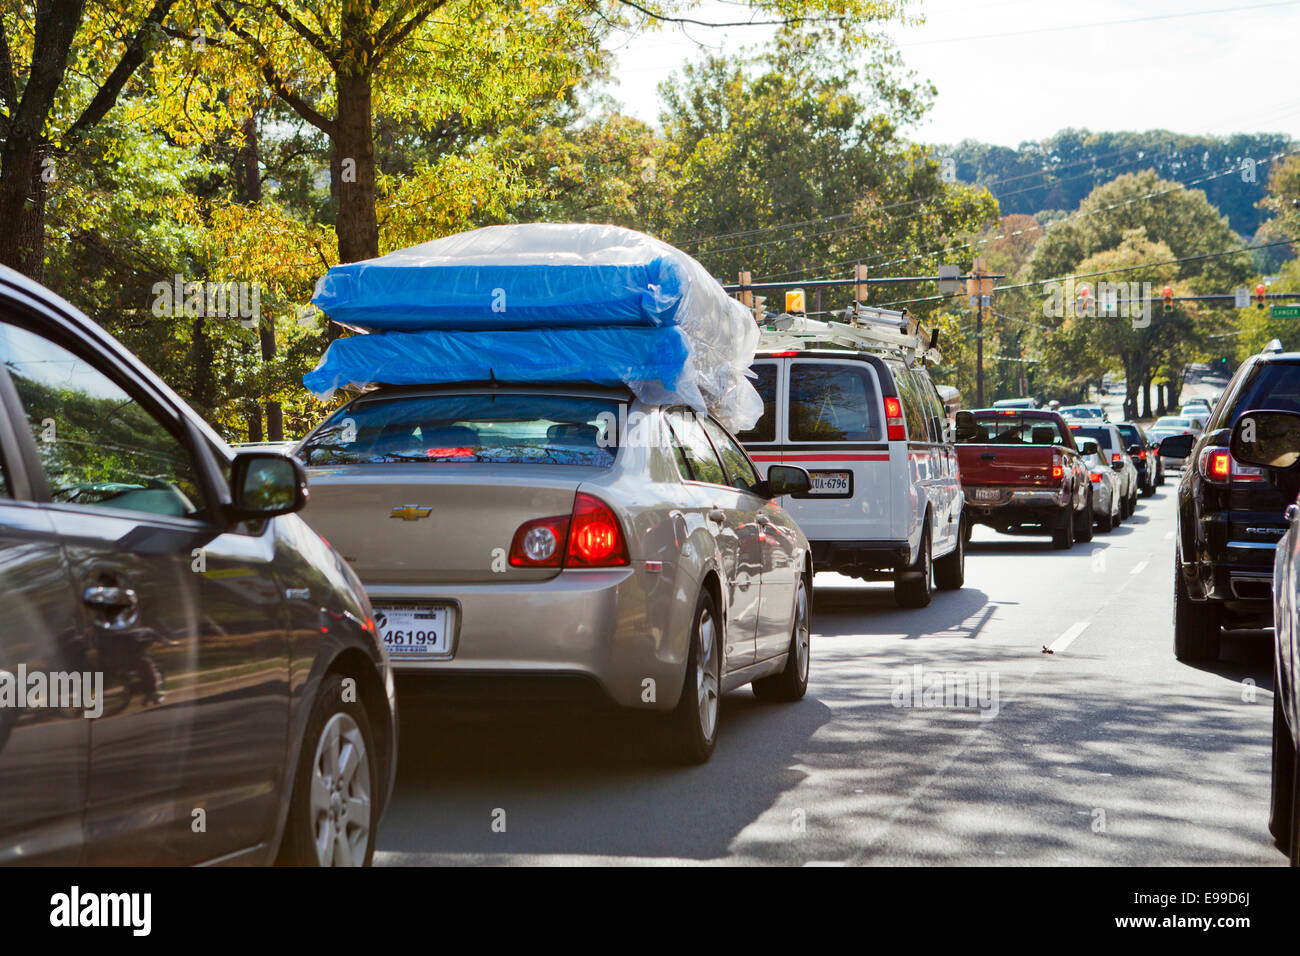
[938,264,961,293]
[1271,305,1300,318]
[1234,288,1250,309]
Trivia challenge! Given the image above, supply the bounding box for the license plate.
[807,471,851,495]
[374,604,453,659]
[974,487,1000,501]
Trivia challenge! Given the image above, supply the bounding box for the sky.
[601,0,1300,147]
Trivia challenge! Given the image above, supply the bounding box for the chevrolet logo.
[390,504,433,521]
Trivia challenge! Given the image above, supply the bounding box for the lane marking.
[1048,621,1090,654]
[1164,531,1174,540]
[1130,560,1149,575]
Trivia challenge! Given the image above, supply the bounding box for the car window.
[1221,361,1300,425]
[701,416,763,495]
[891,366,928,441]
[0,322,207,518]
[912,371,946,442]
[736,363,777,444]
[665,409,727,485]
[787,361,882,442]
[963,414,1071,445]
[1069,425,1116,452]
[300,392,620,467]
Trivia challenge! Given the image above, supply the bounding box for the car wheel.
[277,673,377,866]
[1141,474,1154,497]
[895,527,933,608]
[1051,504,1075,549]
[1172,559,1221,661]
[753,575,811,702]
[663,589,721,764]
[1074,490,1094,543]
[1129,489,1139,515]
[934,519,966,590]
[1096,495,1115,533]
[1269,686,1298,862]
[963,517,973,543]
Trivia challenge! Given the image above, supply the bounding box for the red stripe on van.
[750,453,890,462]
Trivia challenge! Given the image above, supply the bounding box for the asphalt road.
[375,482,1283,866]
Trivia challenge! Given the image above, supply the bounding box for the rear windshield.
[1222,361,1300,424]
[1156,417,1190,428]
[1114,423,1140,445]
[1069,425,1115,451]
[300,393,622,467]
[787,362,882,442]
[736,363,778,444]
[962,414,1072,447]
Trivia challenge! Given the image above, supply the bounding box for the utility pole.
[967,258,993,406]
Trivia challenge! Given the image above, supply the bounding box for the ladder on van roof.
[757,304,941,367]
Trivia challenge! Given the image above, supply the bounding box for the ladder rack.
[757,305,941,366]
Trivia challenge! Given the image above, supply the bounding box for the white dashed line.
[1049,621,1090,654]
[1130,560,1149,575]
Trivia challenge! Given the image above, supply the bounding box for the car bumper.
[811,538,912,574]
[965,487,1070,525]
[363,567,686,711]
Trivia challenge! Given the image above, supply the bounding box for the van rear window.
[788,363,881,442]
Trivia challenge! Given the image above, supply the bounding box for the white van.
[736,315,965,608]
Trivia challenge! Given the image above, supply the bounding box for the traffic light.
[1256,283,1268,309]
[1162,286,1173,313]
[1076,283,1092,316]
[785,288,806,315]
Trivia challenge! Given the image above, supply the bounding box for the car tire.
[1074,490,1094,543]
[277,672,378,867]
[963,517,973,544]
[895,527,933,608]
[1172,560,1221,662]
[753,575,811,703]
[1269,686,1298,863]
[934,519,966,590]
[1141,474,1155,497]
[1097,498,1115,533]
[1051,504,1075,549]
[1129,489,1139,515]
[663,589,721,764]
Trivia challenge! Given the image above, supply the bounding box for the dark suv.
[1115,421,1161,495]
[0,267,396,865]
[1167,349,1300,661]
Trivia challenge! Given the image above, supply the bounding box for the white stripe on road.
[1130,560,1149,575]
[1164,531,1174,540]
[1049,621,1090,654]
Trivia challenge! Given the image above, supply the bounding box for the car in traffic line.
[954,408,1093,549]
[0,266,397,866]
[1226,408,1300,865]
[991,397,1037,410]
[1149,420,1197,471]
[1114,421,1162,494]
[1059,404,1108,422]
[295,385,814,764]
[1165,345,1300,661]
[1067,422,1140,520]
[1076,436,1123,532]
[740,328,965,610]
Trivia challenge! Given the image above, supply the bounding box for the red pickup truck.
[954,409,1093,549]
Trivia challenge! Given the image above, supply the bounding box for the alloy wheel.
[309,712,372,867]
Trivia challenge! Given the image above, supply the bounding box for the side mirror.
[1080,440,1099,456]
[1229,409,1300,470]
[1126,444,1140,455]
[766,464,811,497]
[1158,433,1195,460]
[954,410,978,442]
[1110,458,1125,471]
[229,452,308,519]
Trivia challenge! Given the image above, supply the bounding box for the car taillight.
[1137,449,1146,459]
[427,446,474,458]
[1089,472,1102,483]
[1111,452,1122,465]
[1052,464,1064,479]
[567,493,629,567]
[884,396,906,441]
[509,514,570,567]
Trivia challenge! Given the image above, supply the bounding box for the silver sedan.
[294,384,813,763]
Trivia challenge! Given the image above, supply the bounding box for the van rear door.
[742,356,896,544]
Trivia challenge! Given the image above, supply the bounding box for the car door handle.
[708,509,727,524]
[83,585,139,630]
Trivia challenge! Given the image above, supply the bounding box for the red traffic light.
[1256,283,1267,308]
[1162,286,1173,313]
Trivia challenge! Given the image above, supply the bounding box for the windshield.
[1069,425,1115,452]
[1156,417,1190,428]
[299,393,624,467]
[1061,406,1100,418]
[962,414,1073,447]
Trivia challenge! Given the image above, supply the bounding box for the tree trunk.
[333,70,379,265]
[1141,374,1153,419]
[247,406,263,443]
[242,115,283,442]
[0,138,50,280]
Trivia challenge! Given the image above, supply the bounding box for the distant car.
[991,397,1038,410]
[1068,422,1140,520]
[1182,398,1212,414]
[1114,421,1160,495]
[1179,408,1211,431]
[296,385,815,764]
[1059,404,1107,421]
[1225,409,1300,865]
[1155,415,1203,438]
[0,266,397,866]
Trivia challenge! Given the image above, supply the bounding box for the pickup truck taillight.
[1051,452,1064,480]
[884,396,906,441]
[1197,447,1264,484]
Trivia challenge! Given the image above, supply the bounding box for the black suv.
[0,266,396,865]
[1167,349,1300,661]
[1115,421,1161,495]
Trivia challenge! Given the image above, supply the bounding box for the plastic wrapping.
[303,326,705,410]
[307,224,762,431]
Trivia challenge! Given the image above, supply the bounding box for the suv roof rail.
[758,306,941,366]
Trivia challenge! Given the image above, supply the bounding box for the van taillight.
[884,396,906,441]
[567,493,629,567]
